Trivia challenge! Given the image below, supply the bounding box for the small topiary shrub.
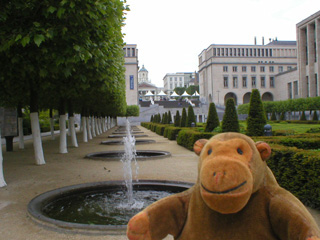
[174,110,181,127]
[205,102,220,132]
[222,98,239,133]
[300,111,307,121]
[180,108,187,127]
[186,106,196,127]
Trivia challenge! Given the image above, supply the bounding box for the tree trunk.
[82,116,88,142]
[87,117,92,140]
[17,106,24,149]
[49,108,55,140]
[92,116,96,137]
[68,101,78,147]
[59,100,67,154]
[59,114,68,153]
[95,117,100,135]
[0,129,7,187]
[30,112,46,165]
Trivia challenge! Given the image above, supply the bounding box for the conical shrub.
[168,111,172,124]
[180,108,187,127]
[313,111,319,121]
[222,98,239,132]
[271,111,277,120]
[300,111,307,121]
[205,102,220,132]
[174,110,181,127]
[246,89,267,136]
[186,106,196,127]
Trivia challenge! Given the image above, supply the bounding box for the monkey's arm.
[127,188,192,240]
[269,188,320,240]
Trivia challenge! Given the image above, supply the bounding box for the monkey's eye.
[237,148,243,155]
[207,149,212,155]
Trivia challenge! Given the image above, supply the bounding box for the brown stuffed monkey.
[127,132,320,240]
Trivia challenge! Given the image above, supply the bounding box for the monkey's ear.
[256,142,271,161]
[194,139,208,156]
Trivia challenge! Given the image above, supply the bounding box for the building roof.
[139,65,148,72]
[266,40,296,46]
[138,82,156,88]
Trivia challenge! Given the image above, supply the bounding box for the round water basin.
[28,180,193,235]
[112,131,144,134]
[85,150,170,160]
[101,139,156,145]
[108,134,148,138]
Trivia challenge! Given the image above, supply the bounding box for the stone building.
[163,72,196,96]
[297,10,320,98]
[198,40,298,106]
[123,44,139,105]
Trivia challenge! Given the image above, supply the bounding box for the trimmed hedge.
[268,146,320,209]
[176,130,215,151]
[165,127,183,140]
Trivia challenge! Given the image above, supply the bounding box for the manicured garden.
[142,90,320,210]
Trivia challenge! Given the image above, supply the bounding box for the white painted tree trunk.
[86,117,92,140]
[80,117,83,132]
[50,118,55,140]
[103,117,106,132]
[95,117,100,135]
[98,117,103,134]
[59,114,68,154]
[30,112,46,165]
[0,129,7,187]
[67,118,71,136]
[82,116,88,142]
[69,116,78,148]
[18,117,24,149]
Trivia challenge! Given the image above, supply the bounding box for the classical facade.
[123,44,139,105]
[198,40,298,106]
[138,65,150,84]
[163,72,196,96]
[297,10,320,98]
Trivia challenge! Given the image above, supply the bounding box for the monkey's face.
[198,138,254,214]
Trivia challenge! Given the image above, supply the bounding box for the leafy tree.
[205,102,220,132]
[126,105,140,117]
[174,110,181,127]
[222,98,239,132]
[246,89,267,136]
[173,87,186,96]
[180,108,187,127]
[186,106,196,127]
[186,85,199,96]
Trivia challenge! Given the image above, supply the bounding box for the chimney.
[262,37,264,45]
[254,36,257,45]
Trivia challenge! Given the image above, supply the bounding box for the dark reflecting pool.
[101,139,156,145]
[85,150,170,160]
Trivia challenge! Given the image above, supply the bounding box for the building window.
[251,66,256,72]
[316,73,318,96]
[174,77,177,81]
[270,76,275,88]
[223,66,228,72]
[252,76,256,88]
[233,76,238,88]
[261,76,265,88]
[170,83,173,89]
[278,66,283,72]
[288,83,293,99]
[242,76,247,88]
[294,80,298,97]
[287,66,292,71]
[132,48,135,57]
[223,76,229,88]
[232,66,237,72]
[269,66,274,72]
[260,66,265,72]
[130,75,134,89]
[242,66,247,72]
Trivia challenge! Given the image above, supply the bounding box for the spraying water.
[121,119,139,205]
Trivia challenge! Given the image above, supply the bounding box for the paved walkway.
[0,126,319,240]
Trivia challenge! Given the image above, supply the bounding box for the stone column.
[307,23,316,97]
[298,26,308,98]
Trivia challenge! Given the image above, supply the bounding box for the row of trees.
[0,0,129,186]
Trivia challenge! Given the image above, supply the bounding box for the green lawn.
[238,121,320,134]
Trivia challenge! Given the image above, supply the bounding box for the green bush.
[280,112,286,121]
[306,128,320,133]
[205,102,220,132]
[268,147,320,209]
[300,111,307,121]
[126,105,140,117]
[177,130,215,151]
[163,126,183,140]
[271,111,277,120]
[155,124,166,136]
[174,110,181,127]
[312,111,319,121]
[186,106,196,127]
[246,89,267,136]
[168,111,172,124]
[180,108,187,127]
[222,98,239,132]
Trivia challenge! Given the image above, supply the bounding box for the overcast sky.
[122,0,320,87]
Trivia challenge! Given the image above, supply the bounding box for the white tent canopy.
[157,90,166,96]
[192,91,200,97]
[181,91,190,97]
[170,91,180,97]
[144,90,154,96]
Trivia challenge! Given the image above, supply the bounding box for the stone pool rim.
[27,180,194,235]
[100,139,156,145]
[85,150,171,161]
